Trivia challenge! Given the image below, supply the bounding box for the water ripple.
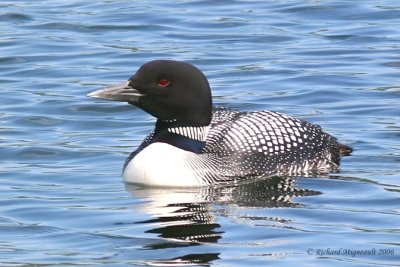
[0,0,399,266]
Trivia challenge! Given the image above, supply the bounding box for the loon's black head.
[88,60,213,126]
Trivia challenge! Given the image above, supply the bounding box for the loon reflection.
[126,176,320,266]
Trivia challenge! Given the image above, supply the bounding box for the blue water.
[1,0,400,266]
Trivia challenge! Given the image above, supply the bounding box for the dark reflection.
[147,253,221,266]
[125,176,320,265]
[144,205,222,244]
[201,176,321,208]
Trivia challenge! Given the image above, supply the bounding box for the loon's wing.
[207,108,339,157]
[202,108,341,181]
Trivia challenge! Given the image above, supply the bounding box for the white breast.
[123,142,207,187]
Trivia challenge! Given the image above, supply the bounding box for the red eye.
[158,79,171,87]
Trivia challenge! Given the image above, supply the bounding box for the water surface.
[1,0,399,266]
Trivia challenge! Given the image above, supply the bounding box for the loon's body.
[88,60,351,187]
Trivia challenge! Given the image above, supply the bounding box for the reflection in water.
[144,253,221,266]
[126,176,320,265]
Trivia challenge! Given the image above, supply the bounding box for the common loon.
[88,60,352,187]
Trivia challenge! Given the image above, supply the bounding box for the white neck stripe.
[167,126,209,141]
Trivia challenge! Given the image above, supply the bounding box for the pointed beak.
[87,81,144,103]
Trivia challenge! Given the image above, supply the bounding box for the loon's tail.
[338,143,353,156]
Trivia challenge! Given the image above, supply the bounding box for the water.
[1,0,399,266]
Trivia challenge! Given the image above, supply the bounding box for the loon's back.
[202,107,342,182]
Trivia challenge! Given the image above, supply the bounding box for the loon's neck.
[153,119,209,153]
